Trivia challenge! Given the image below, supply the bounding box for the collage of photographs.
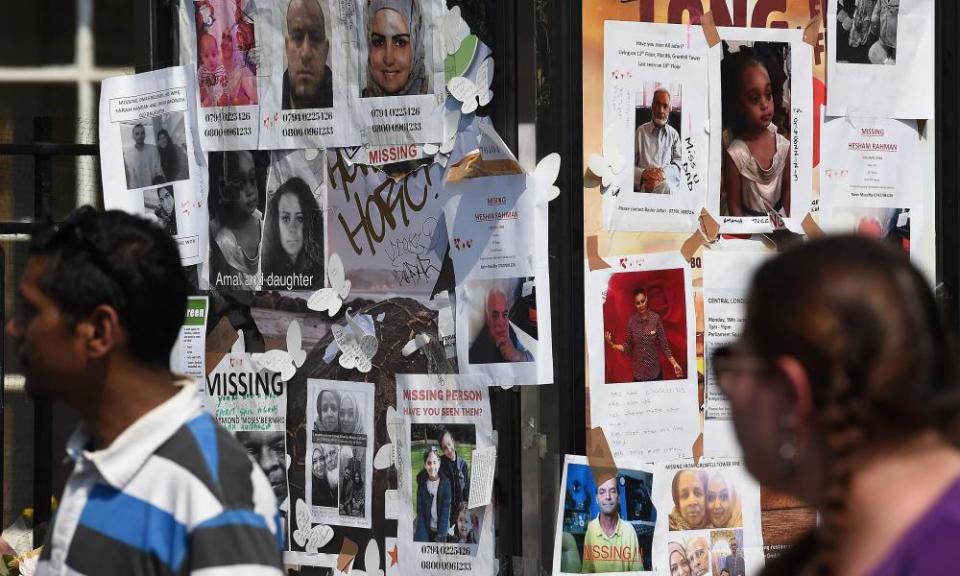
[86,0,937,575]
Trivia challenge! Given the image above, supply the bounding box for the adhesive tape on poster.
[586,427,618,487]
[586,236,611,271]
[803,16,822,47]
[680,209,721,261]
[692,433,704,466]
[337,537,359,572]
[700,12,720,48]
[801,213,825,238]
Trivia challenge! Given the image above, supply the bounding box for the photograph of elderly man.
[634,85,682,194]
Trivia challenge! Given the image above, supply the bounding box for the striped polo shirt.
[37,380,285,576]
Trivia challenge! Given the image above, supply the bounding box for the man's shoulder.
[663,123,680,139]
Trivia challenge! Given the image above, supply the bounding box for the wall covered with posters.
[98,1,560,574]
[575,0,934,574]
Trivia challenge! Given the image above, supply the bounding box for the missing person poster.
[819,116,922,262]
[177,0,262,150]
[651,460,763,576]
[325,148,450,296]
[712,27,813,234]
[586,252,699,462]
[305,379,374,529]
[702,247,770,459]
[445,173,554,385]
[552,455,656,575]
[396,374,495,576]
[259,0,357,149]
[827,0,934,119]
[585,252,700,462]
[203,352,291,553]
[352,0,447,147]
[99,66,208,266]
[601,21,717,233]
[263,149,327,291]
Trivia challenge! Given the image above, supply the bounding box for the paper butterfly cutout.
[293,498,334,554]
[448,57,494,115]
[231,329,245,355]
[586,124,626,195]
[303,148,322,161]
[308,253,351,317]
[373,407,404,471]
[534,153,562,202]
[251,320,306,381]
[423,108,461,158]
[338,538,384,576]
[331,309,378,373]
[440,5,470,56]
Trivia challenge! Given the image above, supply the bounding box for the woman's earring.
[778,415,799,477]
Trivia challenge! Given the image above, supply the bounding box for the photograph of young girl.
[208,150,269,290]
[602,268,688,384]
[719,41,792,219]
[194,0,259,107]
[410,423,477,544]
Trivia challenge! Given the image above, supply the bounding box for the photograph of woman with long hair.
[413,446,451,543]
[362,0,430,97]
[261,176,323,289]
[157,129,189,182]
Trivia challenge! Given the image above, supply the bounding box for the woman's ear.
[775,355,814,430]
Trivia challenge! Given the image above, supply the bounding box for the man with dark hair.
[283,0,334,109]
[8,207,284,575]
[123,122,163,189]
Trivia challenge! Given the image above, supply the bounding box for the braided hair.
[743,235,958,575]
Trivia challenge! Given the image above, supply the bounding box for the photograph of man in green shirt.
[581,476,645,573]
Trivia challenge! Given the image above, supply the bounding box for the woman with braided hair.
[713,235,960,575]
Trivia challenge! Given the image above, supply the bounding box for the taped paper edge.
[680,208,721,260]
[586,235,611,271]
[337,537,359,572]
[586,427,618,488]
[803,15,822,47]
[801,213,824,238]
[446,152,524,182]
[700,12,720,48]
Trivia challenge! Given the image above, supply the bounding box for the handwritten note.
[468,446,497,509]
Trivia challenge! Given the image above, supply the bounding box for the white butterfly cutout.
[292,498,334,554]
[439,5,470,56]
[336,538,383,576]
[534,153,562,202]
[231,329,245,355]
[373,406,404,471]
[307,253,351,317]
[303,148,322,161]
[250,320,306,381]
[331,309,378,373]
[447,57,493,115]
[586,124,626,194]
[423,108,461,158]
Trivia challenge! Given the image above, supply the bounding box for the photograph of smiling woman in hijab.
[361,0,431,97]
